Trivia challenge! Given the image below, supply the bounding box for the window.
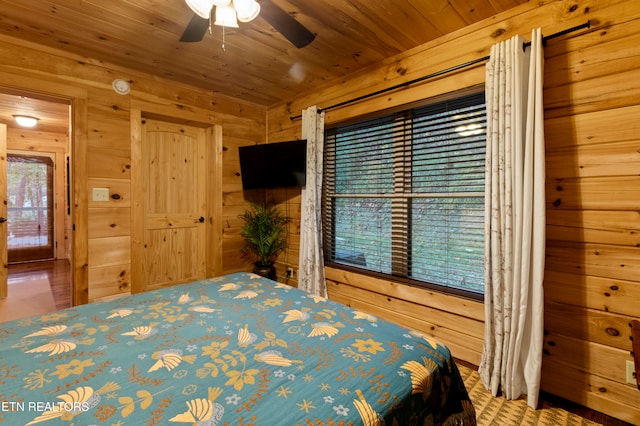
[322,92,486,296]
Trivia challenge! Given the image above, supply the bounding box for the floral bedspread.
[0,272,475,425]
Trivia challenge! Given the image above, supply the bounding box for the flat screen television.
[239,140,307,190]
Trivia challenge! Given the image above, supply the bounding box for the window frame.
[322,90,486,301]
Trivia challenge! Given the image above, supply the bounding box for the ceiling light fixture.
[185,0,260,26]
[13,115,39,128]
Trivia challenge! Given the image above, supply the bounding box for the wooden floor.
[6,260,633,426]
[8,259,72,310]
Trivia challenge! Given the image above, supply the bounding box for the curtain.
[298,106,327,297]
[478,28,546,409]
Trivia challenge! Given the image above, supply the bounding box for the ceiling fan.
[180,0,315,48]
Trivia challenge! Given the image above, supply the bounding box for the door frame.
[0,73,89,306]
[6,150,58,263]
[1,124,6,298]
[130,101,223,294]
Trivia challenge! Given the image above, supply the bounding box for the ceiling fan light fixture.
[13,115,39,128]
[233,0,260,23]
[214,5,239,28]
[185,0,217,19]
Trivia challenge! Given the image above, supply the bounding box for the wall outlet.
[286,267,294,278]
[626,360,637,385]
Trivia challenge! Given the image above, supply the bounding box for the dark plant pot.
[253,262,276,280]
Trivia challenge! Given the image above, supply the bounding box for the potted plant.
[239,203,290,280]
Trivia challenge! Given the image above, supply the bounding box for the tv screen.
[239,140,307,190]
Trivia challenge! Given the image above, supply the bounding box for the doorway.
[139,119,208,292]
[130,106,223,294]
[0,89,73,316]
[7,152,55,262]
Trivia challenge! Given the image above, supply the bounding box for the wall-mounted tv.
[239,140,307,190]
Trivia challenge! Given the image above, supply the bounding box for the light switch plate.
[92,187,110,202]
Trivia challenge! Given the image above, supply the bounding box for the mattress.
[0,272,475,425]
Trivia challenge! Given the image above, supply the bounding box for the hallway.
[8,259,71,310]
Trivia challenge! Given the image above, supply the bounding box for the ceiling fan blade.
[260,0,315,48]
[180,14,209,42]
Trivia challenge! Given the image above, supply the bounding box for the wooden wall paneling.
[324,70,486,126]
[206,124,223,278]
[544,270,640,318]
[545,242,640,282]
[541,357,640,423]
[71,95,89,306]
[265,187,302,283]
[88,263,131,302]
[325,279,484,335]
[543,10,640,85]
[88,235,130,268]
[546,141,640,179]
[54,147,68,260]
[88,207,131,239]
[545,68,640,116]
[130,108,144,294]
[87,87,131,152]
[87,146,132,179]
[545,301,634,351]
[6,129,67,151]
[65,88,112,298]
[325,267,484,320]
[545,104,640,150]
[220,135,244,193]
[84,75,130,310]
[85,115,132,151]
[544,332,635,385]
[547,176,640,210]
[546,210,640,247]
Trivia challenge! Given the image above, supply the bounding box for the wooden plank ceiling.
[0,0,528,132]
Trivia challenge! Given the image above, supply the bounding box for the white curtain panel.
[299,106,327,297]
[479,28,546,408]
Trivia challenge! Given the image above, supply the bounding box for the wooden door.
[141,119,207,291]
[0,124,6,298]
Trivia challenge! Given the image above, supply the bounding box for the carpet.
[0,279,57,323]
[458,363,602,426]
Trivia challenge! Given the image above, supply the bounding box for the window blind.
[323,92,486,295]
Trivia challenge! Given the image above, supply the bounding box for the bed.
[0,272,475,425]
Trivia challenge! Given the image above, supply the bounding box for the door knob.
[0,217,6,223]
[198,216,205,223]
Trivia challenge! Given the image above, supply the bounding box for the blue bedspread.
[0,272,475,425]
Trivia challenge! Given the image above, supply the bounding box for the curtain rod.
[290,20,591,121]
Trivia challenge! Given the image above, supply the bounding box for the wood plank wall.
[265,0,640,423]
[0,35,262,301]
